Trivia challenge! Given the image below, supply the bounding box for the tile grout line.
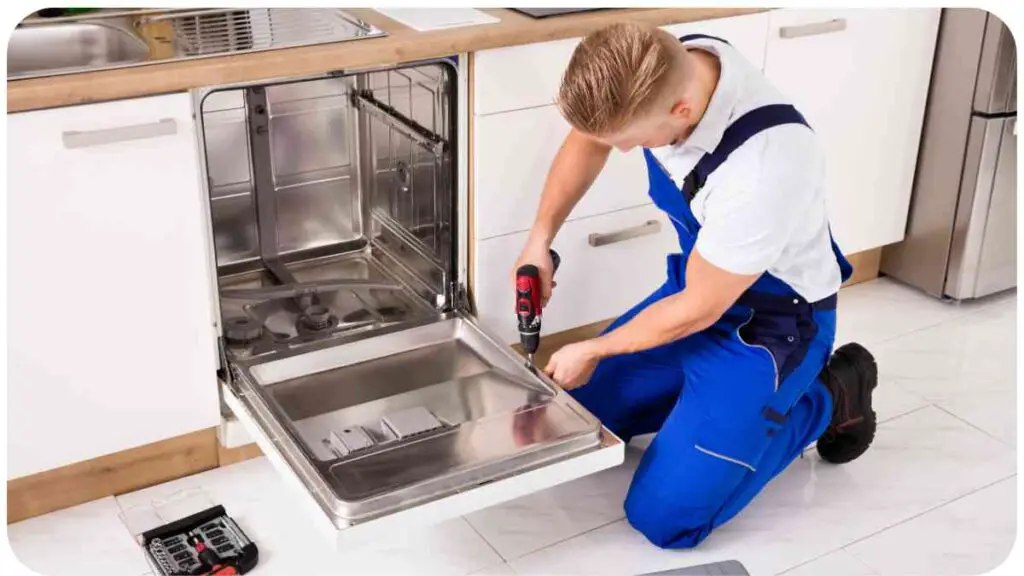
[930,403,1016,449]
[845,286,1015,348]
[858,313,973,348]
[503,515,629,564]
[878,402,933,424]
[776,472,1017,576]
[839,472,1016,553]
[877,388,933,424]
[802,403,934,454]
[779,403,1014,575]
[462,516,509,564]
[775,548,879,576]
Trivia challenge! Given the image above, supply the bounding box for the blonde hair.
[557,22,688,136]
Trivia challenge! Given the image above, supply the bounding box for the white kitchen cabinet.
[764,8,940,254]
[474,12,770,116]
[473,35,578,116]
[474,204,678,344]
[661,11,770,69]
[7,93,220,479]
[474,105,648,239]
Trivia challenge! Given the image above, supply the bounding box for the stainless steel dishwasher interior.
[200,62,608,525]
[202,61,456,328]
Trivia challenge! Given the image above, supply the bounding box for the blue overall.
[569,39,853,549]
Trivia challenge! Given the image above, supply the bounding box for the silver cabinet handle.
[779,18,847,39]
[62,118,177,149]
[588,220,662,247]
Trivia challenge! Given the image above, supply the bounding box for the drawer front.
[474,104,648,240]
[474,204,678,344]
[473,12,772,116]
[474,35,578,116]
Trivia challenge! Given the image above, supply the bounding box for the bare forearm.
[590,293,719,358]
[527,130,611,247]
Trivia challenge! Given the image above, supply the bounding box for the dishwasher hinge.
[216,336,233,386]
[447,281,473,315]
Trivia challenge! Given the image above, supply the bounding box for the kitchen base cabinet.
[7,93,221,480]
[764,8,941,254]
[471,9,940,340]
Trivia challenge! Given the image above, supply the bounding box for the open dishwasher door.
[194,58,624,548]
[220,312,623,549]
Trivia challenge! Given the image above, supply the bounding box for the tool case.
[120,488,259,575]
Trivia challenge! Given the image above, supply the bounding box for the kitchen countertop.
[6,7,766,113]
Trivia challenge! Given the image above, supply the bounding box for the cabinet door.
[475,204,678,344]
[7,93,220,479]
[474,105,648,240]
[764,8,940,254]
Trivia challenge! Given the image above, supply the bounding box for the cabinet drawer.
[474,35,578,116]
[473,12,772,116]
[474,104,648,239]
[474,204,678,344]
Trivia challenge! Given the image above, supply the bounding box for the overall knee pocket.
[624,416,773,548]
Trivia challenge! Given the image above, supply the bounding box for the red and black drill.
[515,249,561,367]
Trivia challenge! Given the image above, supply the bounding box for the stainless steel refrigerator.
[881,8,1017,300]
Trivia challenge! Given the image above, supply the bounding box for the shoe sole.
[818,342,878,464]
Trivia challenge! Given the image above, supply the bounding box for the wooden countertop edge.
[6,7,767,113]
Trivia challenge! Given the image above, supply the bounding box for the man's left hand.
[544,341,600,390]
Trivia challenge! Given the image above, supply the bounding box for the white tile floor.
[6,278,1017,576]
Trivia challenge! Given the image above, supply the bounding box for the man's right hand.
[512,241,558,307]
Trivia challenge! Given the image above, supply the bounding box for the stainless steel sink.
[7,9,387,81]
[7,20,150,78]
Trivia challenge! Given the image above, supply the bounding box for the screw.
[255,126,267,135]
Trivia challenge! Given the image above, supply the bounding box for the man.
[512,22,879,549]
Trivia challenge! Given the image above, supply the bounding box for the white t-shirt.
[649,37,842,303]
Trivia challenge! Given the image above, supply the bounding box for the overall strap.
[678,33,731,45]
[684,104,810,202]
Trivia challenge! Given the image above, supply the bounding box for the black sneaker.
[816,342,878,464]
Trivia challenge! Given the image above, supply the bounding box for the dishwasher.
[192,57,624,547]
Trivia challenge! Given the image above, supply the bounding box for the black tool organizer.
[141,504,259,576]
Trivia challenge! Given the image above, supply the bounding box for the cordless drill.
[515,249,561,366]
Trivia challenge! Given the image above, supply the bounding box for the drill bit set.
[140,504,259,576]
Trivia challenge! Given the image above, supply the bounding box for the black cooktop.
[511,8,608,18]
